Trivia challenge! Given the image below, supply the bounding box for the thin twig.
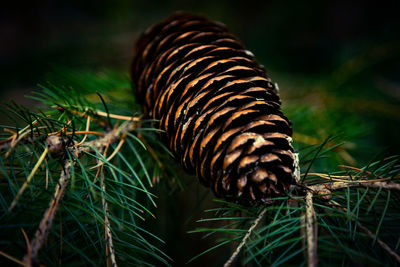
[1,118,42,143]
[79,121,135,154]
[315,172,398,182]
[23,160,72,264]
[8,146,49,212]
[305,192,318,267]
[3,129,32,157]
[309,181,400,194]
[334,204,400,264]
[0,128,103,153]
[45,159,49,189]
[304,172,396,183]
[100,166,118,267]
[0,108,135,152]
[356,221,400,263]
[223,208,267,267]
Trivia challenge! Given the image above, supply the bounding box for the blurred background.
[1,0,399,265]
[1,0,399,150]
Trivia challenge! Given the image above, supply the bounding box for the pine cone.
[131,12,298,205]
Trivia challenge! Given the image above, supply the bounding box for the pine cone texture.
[131,13,297,205]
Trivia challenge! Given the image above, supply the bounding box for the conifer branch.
[0,73,170,266]
[18,119,138,265]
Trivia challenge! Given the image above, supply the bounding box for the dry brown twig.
[23,159,72,265]
[328,204,400,265]
[356,221,400,263]
[99,164,118,267]
[0,108,139,154]
[17,120,138,265]
[65,107,140,124]
[223,208,267,267]
[305,192,318,267]
[309,181,400,193]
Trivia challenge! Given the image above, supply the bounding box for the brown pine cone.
[131,12,298,205]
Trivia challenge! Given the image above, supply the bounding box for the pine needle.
[0,250,28,266]
[77,115,92,146]
[8,145,49,212]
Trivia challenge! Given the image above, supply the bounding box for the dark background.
[1,0,399,155]
[1,0,399,97]
[1,1,399,266]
